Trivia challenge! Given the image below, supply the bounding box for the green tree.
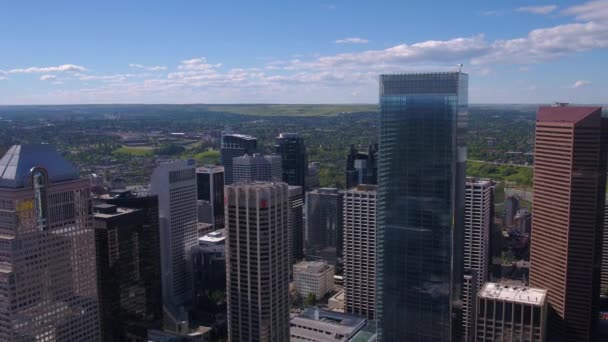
[304,293,316,306]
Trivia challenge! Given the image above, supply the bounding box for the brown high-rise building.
[529,105,607,341]
[0,145,101,341]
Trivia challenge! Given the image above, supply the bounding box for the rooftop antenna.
[457,64,464,73]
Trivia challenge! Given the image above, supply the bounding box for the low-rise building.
[293,260,335,300]
[475,282,547,342]
[290,308,367,342]
[328,290,346,312]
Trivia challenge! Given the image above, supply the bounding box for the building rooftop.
[0,144,79,188]
[291,308,367,339]
[293,260,334,274]
[196,165,224,173]
[278,132,300,139]
[199,229,226,244]
[223,133,257,140]
[478,282,547,306]
[537,105,601,124]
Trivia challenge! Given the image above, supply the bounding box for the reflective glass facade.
[377,73,468,341]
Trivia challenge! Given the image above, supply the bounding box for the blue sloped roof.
[0,145,79,188]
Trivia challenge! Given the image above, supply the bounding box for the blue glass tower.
[376,73,468,341]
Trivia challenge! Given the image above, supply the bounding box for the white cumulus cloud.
[571,80,592,88]
[40,75,57,81]
[129,63,167,71]
[517,5,558,15]
[563,0,608,21]
[8,64,86,74]
[335,37,369,44]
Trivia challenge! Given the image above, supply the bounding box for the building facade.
[150,160,199,331]
[504,195,520,228]
[293,260,335,300]
[196,166,225,229]
[0,145,101,341]
[290,308,367,342]
[232,153,282,183]
[345,144,378,189]
[377,72,468,341]
[276,133,307,194]
[462,179,493,341]
[306,162,321,191]
[288,185,304,268]
[475,283,547,342]
[343,184,377,320]
[93,197,162,342]
[220,133,257,185]
[306,188,344,269]
[225,182,290,341]
[603,196,608,294]
[529,105,607,341]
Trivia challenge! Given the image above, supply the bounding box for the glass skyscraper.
[377,72,468,341]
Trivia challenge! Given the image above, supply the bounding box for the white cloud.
[40,75,57,81]
[563,0,608,21]
[517,5,558,15]
[571,80,592,88]
[129,63,167,71]
[8,64,86,74]
[0,76,7,80]
[178,57,222,70]
[335,37,369,44]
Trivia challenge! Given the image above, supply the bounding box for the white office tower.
[226,182,290,341]
[463,179,493,341]
[343,184,377,320]
[475,283,547,342]
[150,160,198,332]
[293,260,335,300]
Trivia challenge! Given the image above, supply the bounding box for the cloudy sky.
[1,0,607,104]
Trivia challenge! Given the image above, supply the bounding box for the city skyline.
[1,0,608,104]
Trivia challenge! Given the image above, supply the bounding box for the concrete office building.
[225,182,290,341]
[306,188,344,269]
[463,179,493,340]
[529,105,607,341]
[276,133,307,195]
[603,196,608,293]
[290,308,367,342]
[293,260,335,300]
[196,166,224,229]
[0,145,101,341]
[220,133,257,185]
[377,72,468,341]
[343,184,377,320]
[150,160,199,332]
[232,153,282,183]
[513,208,532,234]
[289,185,304,268]
[475,283,547,342]
[504,195,520,228]
[190,230,226,317]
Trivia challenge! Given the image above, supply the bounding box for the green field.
[466,161,533,187]
[203,104,377,116]
[114,146,154,157]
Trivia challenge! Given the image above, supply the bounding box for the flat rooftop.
[291,308,366,337]
[293,260,333,274]
[478,282,547,306]
[199,229,226,244]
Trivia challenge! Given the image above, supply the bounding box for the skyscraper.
[305,188,344,269]
[463,178,493,341]
[220,133,257,185]
[196,165,225,229]
[345,144,378,189]
[377,72,468,341]
[529,105,607,341]
[150,160,198,331]
[225,182,290,341]
[343,184,377,320]
[232,153,282,183]
[276,133,307,194]
[0,144,101,340]
[93,193,162,342]
[288,185,304,267]
[602,196,608,294]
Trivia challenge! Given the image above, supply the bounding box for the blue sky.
[1,0,607,104]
